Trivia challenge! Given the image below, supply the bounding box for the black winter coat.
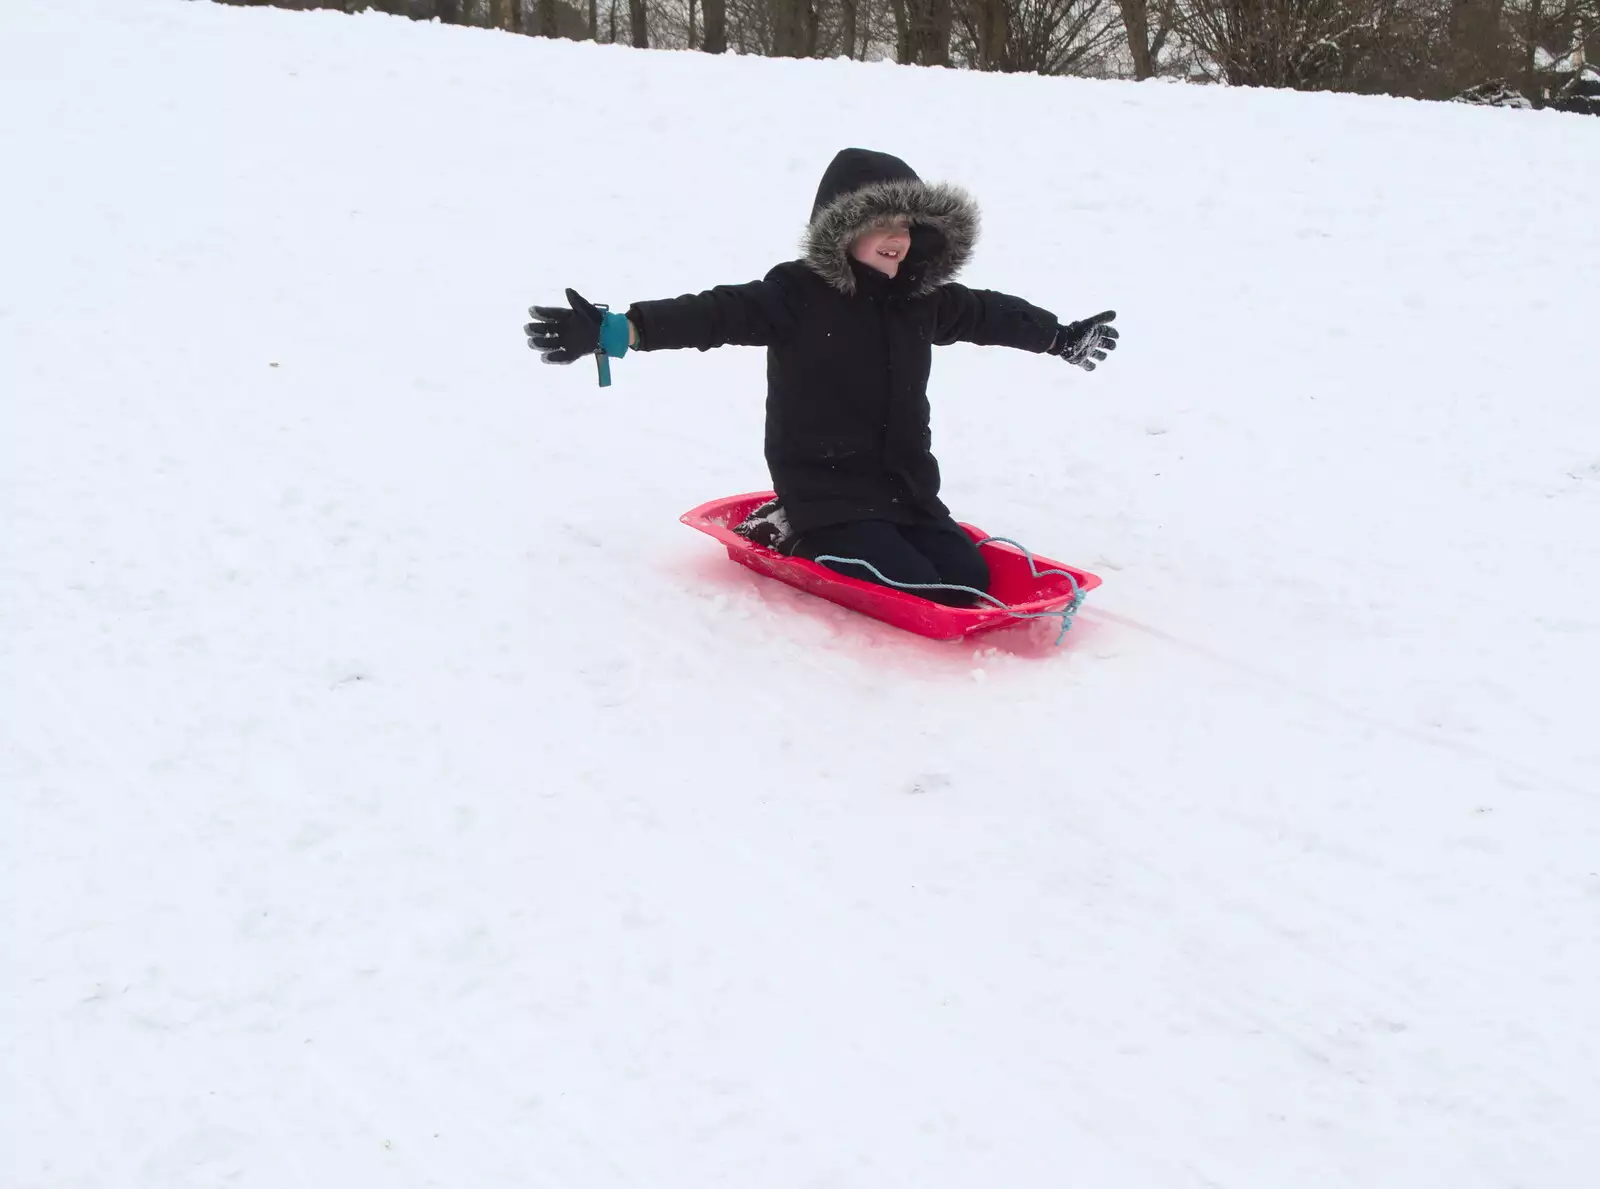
[627,149,1061,537]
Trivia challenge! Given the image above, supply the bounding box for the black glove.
[1049,310,1119,371]
[526,288,605,365]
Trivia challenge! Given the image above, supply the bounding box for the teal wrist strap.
[595,310,631,388]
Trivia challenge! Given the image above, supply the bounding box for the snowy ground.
[4,2,1599,1186]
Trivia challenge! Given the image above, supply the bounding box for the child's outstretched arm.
[526,274,797,379]
[627,274,797,353]
[934,284,1119,372]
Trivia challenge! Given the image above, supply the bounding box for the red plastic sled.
[681,492,1102,642]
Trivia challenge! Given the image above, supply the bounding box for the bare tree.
[965,0,1009,66]
[1115,0,1177,75]
[1119,0,1155,74]
[889,0,913,57]
[770,0,821,53]
[1514,0,1599,93]
[950,0,1120,70]
[903,0,956,60]
[726,0,778,51]
[1169,0,1385,87]
[1447,0,1514,84]
[211,0,1600,108]
[703,0,729,48]
[841,0,861,52]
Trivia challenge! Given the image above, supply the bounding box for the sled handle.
[810,537,1086,645]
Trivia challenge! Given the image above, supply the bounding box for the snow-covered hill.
[4,2,1598,1186]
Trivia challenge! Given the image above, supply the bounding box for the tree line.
[218,0,1598,108]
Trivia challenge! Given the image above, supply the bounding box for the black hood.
[800,148,979,298]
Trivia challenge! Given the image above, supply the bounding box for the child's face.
[850,216,912,278]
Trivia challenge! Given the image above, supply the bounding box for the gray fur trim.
[801,179,980,297]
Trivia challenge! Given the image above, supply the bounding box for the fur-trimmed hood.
[800,149,979,298]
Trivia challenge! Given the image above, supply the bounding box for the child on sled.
[526,148,1118,607]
